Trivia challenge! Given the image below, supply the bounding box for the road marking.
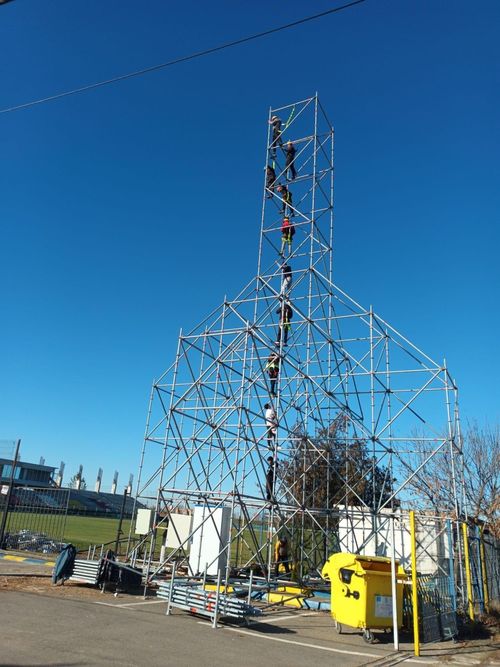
[116,600,165,607]
[198,622,379,658]
[94,599,165,608]
[0,553,56,566]
[250,612,318,624]
[94,603,437,663]
[197,612,318,626]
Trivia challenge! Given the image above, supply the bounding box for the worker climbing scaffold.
[275,300,292,347]
[277,183,294,217]
[280,216,295,257]
[284,141,297,181]
[266,164,276,199]
[265,352,280,397]
[264,402,277,448]
[269,115,283,159]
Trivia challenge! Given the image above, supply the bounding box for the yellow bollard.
[409,511,420,657]
[462,523,474,621]
[479,526,490,614]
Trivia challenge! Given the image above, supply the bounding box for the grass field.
[62,515,132,551]
[6,511,329,569]
[6,511,132,551]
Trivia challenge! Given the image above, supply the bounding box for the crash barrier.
[157,580,262,625]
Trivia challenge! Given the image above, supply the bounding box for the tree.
[464,422,499,534]
[274,414,394,575]
[69,473,87,490]
[279,414,394,513]
[405,421,499,537]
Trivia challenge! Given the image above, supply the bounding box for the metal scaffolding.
[131,95,463,585]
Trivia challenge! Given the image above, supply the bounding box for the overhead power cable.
[0,0,368,115]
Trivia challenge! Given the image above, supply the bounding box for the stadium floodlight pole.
[0,439,21,549]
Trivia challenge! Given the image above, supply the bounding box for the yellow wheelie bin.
[321,552,406,643]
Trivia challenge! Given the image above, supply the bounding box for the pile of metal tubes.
[157,581,262,620]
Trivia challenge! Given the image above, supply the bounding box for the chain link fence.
[1,486,70,553]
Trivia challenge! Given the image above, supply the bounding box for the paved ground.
[0,559,498,666]
[0,590,415,667]
[0,550,55,571]
[0,551,55,567]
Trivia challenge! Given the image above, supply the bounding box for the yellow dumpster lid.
[323,552,403,570]
[353,555,393,564]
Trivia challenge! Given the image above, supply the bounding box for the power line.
[0,0,368,115]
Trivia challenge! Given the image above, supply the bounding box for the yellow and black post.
[409,510,420,657]
[462,522,474,621]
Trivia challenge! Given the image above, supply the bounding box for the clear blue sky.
[1,0,498,491]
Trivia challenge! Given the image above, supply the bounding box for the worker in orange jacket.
[274,535,291,577]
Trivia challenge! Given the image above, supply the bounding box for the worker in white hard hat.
[269,115,283,158]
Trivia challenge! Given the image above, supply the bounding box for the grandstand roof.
[0,458,56,472]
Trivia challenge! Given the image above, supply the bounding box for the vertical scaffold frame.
[131,95,463,585]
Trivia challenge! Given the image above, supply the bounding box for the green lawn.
[6,511,330,568]
[63,515,132,551]
[6,511,132,552]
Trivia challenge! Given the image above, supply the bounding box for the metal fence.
[465,524,500,613]
[482,531,500,607]
[410,514,459,644]
[0,486,70,553]
[408,515,500,654]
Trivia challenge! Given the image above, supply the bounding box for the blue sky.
[1,0,498,491]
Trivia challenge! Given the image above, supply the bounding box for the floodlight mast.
[131,95,462,585]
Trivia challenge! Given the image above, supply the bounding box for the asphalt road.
[1,559,496,666]
[0,589,409,667]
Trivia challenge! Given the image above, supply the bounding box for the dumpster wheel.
[334,620,342,634]
[362,629,375,644]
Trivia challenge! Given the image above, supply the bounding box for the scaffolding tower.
[132,95,463,584]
